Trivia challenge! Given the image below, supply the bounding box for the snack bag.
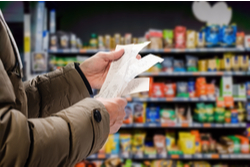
[132,132,146,156]
[207,59,217,71]
[144,141,157,156]
[162,57,174,73]
[204,25,220,47]
[190,130,201,153]
[151,83,165,97]
[188,79,195,98]
[105,133,120,154]
[174,60,185,72]
[163,29,174,48]
[245,35,250,48]
[178,132,195,154]
[134,103,146,123]
[236,32,245,48]
[186,30,196,48]
[160,108,176,124]
[186,55,198,72]
[223,53,233,71]
[177,82,189,98]
[123,103,134,124]
[146,107,160,123]
[239,55,249,71]
[153,134,167,156]
[166,131,176,151]
[196,31,205,48]
[174,26,186,48]
[220,24,237,47]
[164,83,176,98]
[231,55,240,71]
[120,134,132,157]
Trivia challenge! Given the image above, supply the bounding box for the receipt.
[95,42,163,98]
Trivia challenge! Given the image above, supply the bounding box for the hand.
[79,49,141,89]
[96,97,127,134]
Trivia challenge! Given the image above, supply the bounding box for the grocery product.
[190,130,201,153]
[195,77,207,98]
[238,102,246,122]
[176,104,191,123]
[244,35,250,48]
[231,55,240,71]
[220,25,237,47]
[163,29,174,48]
[151,83,165,97]
[207,59,217,71]
[162,57,174,72]
[186,30,196,48]
[144,141,157,155]
[198,60,207,72]
[223,53,232,71]
[123,103,134,124]
[246,82,250,96]
[174,26,186,48]
[186,55,198,72]
[188,79,195,98]
[220,76,233,97]
[235,135,249,154]
[196,31,205,48]
[164,83,176,98]
[233,84,246,98]
[192,161,211,167]
[120,134,132,157]
[206,83,215,99]
[166,131,176,151]
[200,133,210,153]
[178,132,195,154]
[114,33,121,46]
[98,35,105,49]
[104,35,111,49]
[204,25,220,47]
[151,160,176,167]
[177,82,189,97]
[194,103,207,123]
[239,55,249,71]
[148,29,163,49]
[146,107,160,123]
[227,136,241,154]
[134,103,146,123]
[89,33,98,49]
[236,32,245,48]
[160,108,176,124]
[124,33,132,45]
[214,107,225,123]
[132,132,146,156]
[174,60,185,72]
[105,134,120,154]
[153,134,167,156]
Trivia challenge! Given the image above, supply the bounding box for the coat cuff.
[74,62,93,95]
[54,98,110,166]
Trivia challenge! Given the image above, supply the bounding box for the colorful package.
[177,82,189,98]
[105,133,120,154]
[196,31,205,48]
[123,103,134,124]
[204,25,220,47]
[174,26,186,48]
[132,132,146,156]
[163,29,174,48]
[220,25,237,47]
[231,55,240,71]
[236,32,245,48]
[186,55,198,72]
[239,55,249,71]
[166,131,176,151]
[146,107,160,123]
[154,134,167,156]
[174,59,185,72]
[162,57,174,73]
[164,83,176,98]
[120,134,132,156]
[160,108,176,124]
[188,79,195,98]
[186,30,196,48]
[151,83,165,98]
[134,103,146,123]
[178,132,195,154]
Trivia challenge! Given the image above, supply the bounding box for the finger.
[115,97,127,108]
[136,54,141,60]
[103,49,124,61]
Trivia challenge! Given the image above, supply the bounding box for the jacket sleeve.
[0,60,110,167]
[24,63,91,118]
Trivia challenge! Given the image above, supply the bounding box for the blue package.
[111,133,120,154]
[174,59,186,72]
[204,25,220,47]
[146,107,160,123]
[220,25,237,47]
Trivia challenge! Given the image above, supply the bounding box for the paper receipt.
[95,42,164,98]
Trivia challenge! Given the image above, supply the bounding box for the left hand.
[79,49,141,89]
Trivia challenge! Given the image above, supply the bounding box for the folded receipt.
[95,42,164,98]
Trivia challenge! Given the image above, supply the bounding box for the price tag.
[204,154,212,159]
[181,123,189,127]
[240,123,246,127]
[110,154,118,158]
[192,72,199,76]
[203,123,211,128]
[194,154,203,159]
[134,124,144,127]
[148,154,156,158]
[166,98,174,101]
[171,155,179,159]
[217,71,224,75]
[164,48,171,52]
[88,154,96,159]
[215,124,223,127]
[193,123,202,127]
[221,154,229,159]
[211,154,219,159]
[183,154,192,159]
[135,154,143,159]
[230,154,238,158]
[97,154,106,158]
[148,123,157,127]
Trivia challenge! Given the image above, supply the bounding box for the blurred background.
[3,2,250,167]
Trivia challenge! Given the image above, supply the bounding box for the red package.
[151,83,165,98]
[174,26,186,48]
[164,83,176,98]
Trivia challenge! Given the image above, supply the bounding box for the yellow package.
[231,55,240,71]
[239,55,249,71]
[223,53,233,71]
[178,132,195,154]
[132,132,146,156]
[207,59,217,71]
[166,131,176,151]
[120,134,132,156]
[198,60,207,72]
[186,30,196,48]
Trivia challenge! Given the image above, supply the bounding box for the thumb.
[103,49,124,61]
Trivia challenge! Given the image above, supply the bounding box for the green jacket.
[0,13,109,167]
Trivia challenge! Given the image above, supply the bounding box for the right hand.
[96,97,127,134]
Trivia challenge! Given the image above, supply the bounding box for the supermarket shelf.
[132,97,247,102]
[87,153,250,160]
[139,71,250,77]
[121,123,247,128]
[48,47,246,54]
